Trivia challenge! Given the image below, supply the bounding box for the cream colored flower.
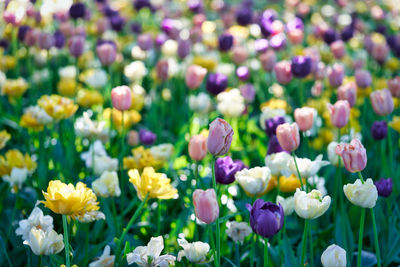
[89,245,115,267]
[321,244,346,267]
[74,112,109,142]
[235,167,271,197]
[3,167,28,188]
[81,141,118,176]
[59,66,77,79]
[225,221,252,244]
[150,144,174,162]
[16,207,54,241]
[161,40,178,57]
[92,171,121,198]
[264,152,291,176]
[124,61,147,82]
[177,236,210,264]
[84,69,108,90]
[217,89,245,117]
[76,210,106,223]
[23,228,64,256]
[288,155,329,178]
[343,178,378,208]
[276,195,294,216]
[294,189,331,219]
[327,142,342,166]
[189,93,212,114]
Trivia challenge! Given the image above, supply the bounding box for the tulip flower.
[111,86,132,111]
[247,199,284,238]
[343,178,378,208]
[388,77,400,97]
[185,65,207,89]
[294,189,331,219]
[215,156,244,184]
[207,118,234,156]
[337,82,357,107]
[206,73,228,95]
[96,42,116,66]
[276,123,300,152]
[355,69,372,88]
[294,107,316,131]
[374,178,393,197]
[193,189,219,224]
[335,139,367,173]
[235,167,274,197]
[274,61,292,85]
[188,135,207,161]
[291,56,312,78]
[370,88,394,116]
[321,244,346,267]
[371,121,387,140]
[327,100,350,128]
[327,63,344,87]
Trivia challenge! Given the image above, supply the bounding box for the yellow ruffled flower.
[0,149,37,176]
[1,78,28,99]
[130,85,146,111]
[128,167,178,200]
[228,25,249,39]
[38,95,78,120]
[103,108,141,130]
[279,174,306,193]
[390,116,400,133]
[41,180,100,219]
[0,130,11,150]
[123,146,164,171]
[192,57,217,71]
[57,78,77,97]
[260,98,290,112]
[76,89,103,108]
[0,55,16,71]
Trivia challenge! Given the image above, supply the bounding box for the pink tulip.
[68,35,85,58]
[96,43,116,66]
[327,100,350,128]
[370,88,394,116]
[327,63,344,88]
[111,86,132,111]
[336,139,367,173]
[294,107,315,131]
[260,50,276,72]
[372,43,389,63]
[185,65,207,89]
[188,135,207,161]
[388,77,400,98]
[207,118,234,156]
[276,123,300,152]
[330,40,346,59]
[288,29,304,45]
[156,60,169,82]
[232,46,248,65]
[274,61,292,85]
[193,189,219,224]
[355,69,372,88]
[338,82,357,107]
[311,81,324,97]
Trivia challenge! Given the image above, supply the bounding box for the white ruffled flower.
[126,236,176,267]
[84,69,108,90]
[177,236,210,264]
[276,195,294,216]
[92,171,121,198]
[308,175,327,196]
[32,69,50,84]
[58,65,77,79]
[216,63,235,76]
[189,93,212,113]
[225,221,252,244]
[3,167,28,188]
[16,207,54,241]
[74,112,109,142]
[77,210,106,223]
[161,40,178,57]
[150,144,174,162]
[23,228,64,256]
[24,106,53,125]
[235,167,271,196]
[288,154,330,178]
[89,245,115,267]
[321,244,346,267]
[217,89,245,117]
[294,189,331,219]
[131,45,147,60]
[81,140,118,176]
[124,61,147,82]
[264,152,291,176]
[343,178,378,208]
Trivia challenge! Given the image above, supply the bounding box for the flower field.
[1,0,400,266]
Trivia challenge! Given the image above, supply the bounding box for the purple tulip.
[236,8,253,26]
[269,33,286,50]
[139,129,157,145]
[371,121,388,140]
[69,3,86,19]
[18,25,30,42]
[323,28,338,45]
[54,31,65,49]
[254,39,269,53]
[177,39,191,59]
[206,73,228,95]
[247,199,284,238]
[375,178,393,197]
[110,15,125,32]
[267,135,285,155]
[218,33,233,52]
[291,56,312,78]
[236,66,250,80]
[215,156,245,185]
[264,116,285,137]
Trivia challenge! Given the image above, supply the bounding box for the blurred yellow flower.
[260,98,289,112]
[390,116,400,133]
[38,95,78,120]
[41,180,100,219]
[0,55,16,70]
[130,85,146,111]
[128,167,177,200]
[103,108,141,130]
[192,57,217,71]
[76,89,103,108]
[20,105,53,131]
[1,78,28,99]
[123,146,163,171]
[57,78,77,97]
[0,130,10,150]
[279,174,305,193]
[0,149,37,176]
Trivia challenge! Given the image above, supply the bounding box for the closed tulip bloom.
[207,118,234,156]
[294,189,331,219]
[232,46,248,64]
[215,156,244,184]
[321,244,346,267]
[69,2,86,19]
[177,39,191,59]
[291,56,312,78]
[294,107,316,131]
[156,60,169,82]
[188,135,207,161]
[24,228,64,256]
[374,178,393,197]
[327,64,344,87]
[355,69,372,88]
[372,43,389,63]
[139,129,156,145]
[343,178,378,208]
[388,77,400,97]
[111,86,132,111]
[218,33,234,52]
[330,40,346,59]
[267,135,285,155]
[193,189,219,224]
[247,199,284,238]
[327,100,350,128]
[235,167,273,197]
[68,35,85,58]
[206,73,228,95]
[260,50,276,72]
[185,65,207,89]
[276,123,300,152]
[287,29,303,45]
[337,82,357,107]
[371,121,387,140]
[137,33,153,50]
[96,43,116,66]
[370,88,394,116]
[38,32,54,50]
[327,142,342,167]
[274,61,292,85]
[276,195,294,216]
[336,139,367,173]
[265,116,285,137]
[236,66,250,80]
[239,84,256,103]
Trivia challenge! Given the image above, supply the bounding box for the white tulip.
[225,221,252,244]
[343,178,378,208]
[276,195,294,216]
[288,154,330,178]
[235,167,271,196]
[177,236,210,264]
[92,171,121,198]
[264,152,291,176]
[89,245,115,267]
[23,228,64,256]
[321,244,346,267]
[294,189,331,219]
[16,207,54,241]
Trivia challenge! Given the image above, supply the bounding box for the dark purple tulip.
[0,39,9,50]
[323,29,338,45]
[69,3,86,19]
[375,178,393,197]
[267,135,285,155]
[247,199,284,238]
[291,56,312,78]
[130,22,142,34]
[206,73,228,95]
[264,116,285,137]
[18,25,30,42]
[139,129,156,145]
[110,15,125,32]
[103,5,119,17]
[188,0,203,13]
[54,31,65,49]
[218,33,234,52]
[134,0,152,11]
[177,39,191,59]
[371,121,387,140]
[341,26,354,42]
[214,156,245,184]
[236,8,253,26]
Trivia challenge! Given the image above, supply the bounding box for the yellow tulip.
[0,130,11,150]
[279,174,306,193]
[38,95,78,120]
[0,149,37,176]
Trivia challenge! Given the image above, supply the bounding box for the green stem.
[357,172,365,183]
[357,208,366,267]
[62,215,71,267]
[300,220,309,267]
[387,121,393,173]
[309,221,314,267]
[370,209,381,267]
[235,243,240,267]
[115,193,149,266]
[157,199,161,235]
[250,234,256,267]
[211,157,220,267]
[291,152,305,191]
[264,238,269,267]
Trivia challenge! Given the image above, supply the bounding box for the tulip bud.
[327,100,350,128]
[186,65,207,89]
[193,189,219,224]
[294,107,315,131]
[96,42,116,66]
[139,129,156,145]
[236,66,250,81]
[291,56,312,78]
[321,244,346,267]
[355,69,372,89]
[68,35,85,58]
[267,135,285,155]
[372,43,389,63]
[287,29,303,45]
[371,121,387,140]
[232,46,248,64]
[337,82,357,107]
[294,189,331,219]
[69,2,86,19]
[127,130,139,146]
[327,63,344,87]
[343,178,377,208]
[38,32,54,50]
[206,73,228,95]
[370,88,394,116]
[247,199,284,238]
[276,123,300,152]
[137,33,153,51]
[388,77,400,97]
[374,178,393,198]
[274,61,292,85]
[207,118,234,156]
[260,50,276,72]
[218,33,234,52]
[330,40,346,59]
[156,60,169,82]
[215,156,244,184]
[239,84,255,103]
[336,139,367,173]
[188,135,207,161]
[111,85,132,111]
[255,39,269,54]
